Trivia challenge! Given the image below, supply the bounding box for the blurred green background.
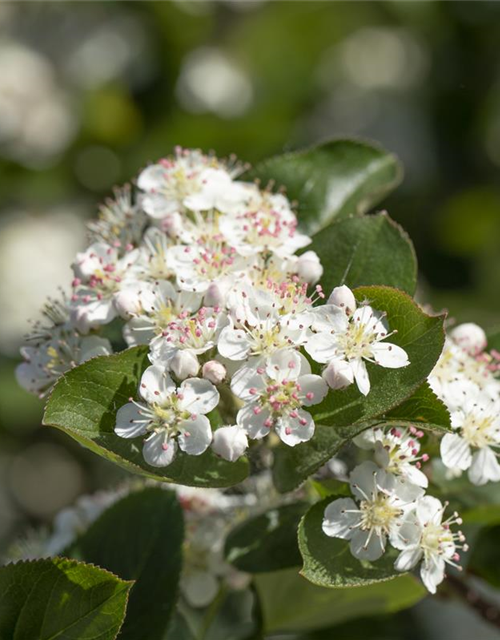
[0,2,499,637]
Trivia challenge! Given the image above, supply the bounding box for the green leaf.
[247,138,403,234]
[272,423,371,494]
[486,325,500,352]
[309,213,417,296]
[384,381,451,431]
[311,286,446,427]
[0,557,132,640]
[225,503,308,573]
[66,487,183,640]
[254,567,425,634]
[43,347,249,488]
[273,382,449,494]
[298,498,403,588]
[468,524,500,587]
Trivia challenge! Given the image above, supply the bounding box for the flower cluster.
[429,322,500,485]
[16,148,409,469]
[323,427,467,594]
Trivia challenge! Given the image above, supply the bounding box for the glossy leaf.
[247,138,403,234]
[298,498,403,588]
[43,347,249,488]
[254,567,425,634]
[67,487,183,640]
[310,212,417,296]
[225,502,308,573]
[0,557,132,640]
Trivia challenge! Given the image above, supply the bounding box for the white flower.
[429,338,500,409]
[394,496,467,594]
[450,322,487,356]
[353,426,429,492]
[150,305,228,370]
[218,288,310,368]
[132,227,175,282]
[123,280,202,347]
[440,388,500,485]
[168,241,252,294]
[306,291,409,396]
[137,149,234,219]
[322,461,420,561]
[114,365,219,467]
[218,187,311,258]
[16,297,112,396]
[70,242,139,332]
[212,426,248,461]
[88,185,146,248]
[231,349,327,446]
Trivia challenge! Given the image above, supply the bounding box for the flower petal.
[350,528,386,561]
[349,461,379,500]
[217,326,250,361]
[468,447,500,486]
[178,415,213,455]
[322,498,359,540]
[179,378,219,415]
[304,332,339,364]
[416,496,444,526]
[230,364,264,400]
[265,349,303,381]
[236,402,272,440]
[140,365,176,404]
[143,432,177,467]
[440,432,472,471]
[352,358,370,396]
[298,374,328,407]
[115,402,148,438]
[275,409,315,446]
[395,547,423,572]
[371,342,409,369]
[420,556,445,594]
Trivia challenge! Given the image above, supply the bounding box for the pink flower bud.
[327,285,356,315]
[212,426,248,462]
[202,360,226,385]
[322,359,353,390]
[450,322,487,355]
[296,251,323,285]
[170,350,200,380]
[204,282,226,308]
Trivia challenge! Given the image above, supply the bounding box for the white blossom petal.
[371,342,409,369]
[115,403,148,438]
[468,447,500,485]
[179,378,219,415]
[275,409,315,446]
[140,365,176,405]
[440,432,472,471]
[352,358,370,396]
[236,403,272,440]
[217,326,250,361]
[298,374,328,406]
[350,528,386,561]
[143,432,177,467]
[322,498,359,540]
[178,416,213,456]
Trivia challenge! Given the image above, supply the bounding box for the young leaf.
[224,502,308,573]
[43,347,249,488]
[298,498,403,588]
[310,286,446,427]
[254,567,424,634]
[273,383,450,494]
[309,212,417,296]
[247,138,402,234]
[66,487,183,640]
[0,557,132,640]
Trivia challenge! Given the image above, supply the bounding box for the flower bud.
[202,360,226,385]
[170,350,200,380]
[450,322,487,355]
[327,285,356,316]
[296,251,323,284]
[212,426,248,462]
[160,212,183,238]
[322,359,353,390]
[204,282,226,308]
[114,284,144,318]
